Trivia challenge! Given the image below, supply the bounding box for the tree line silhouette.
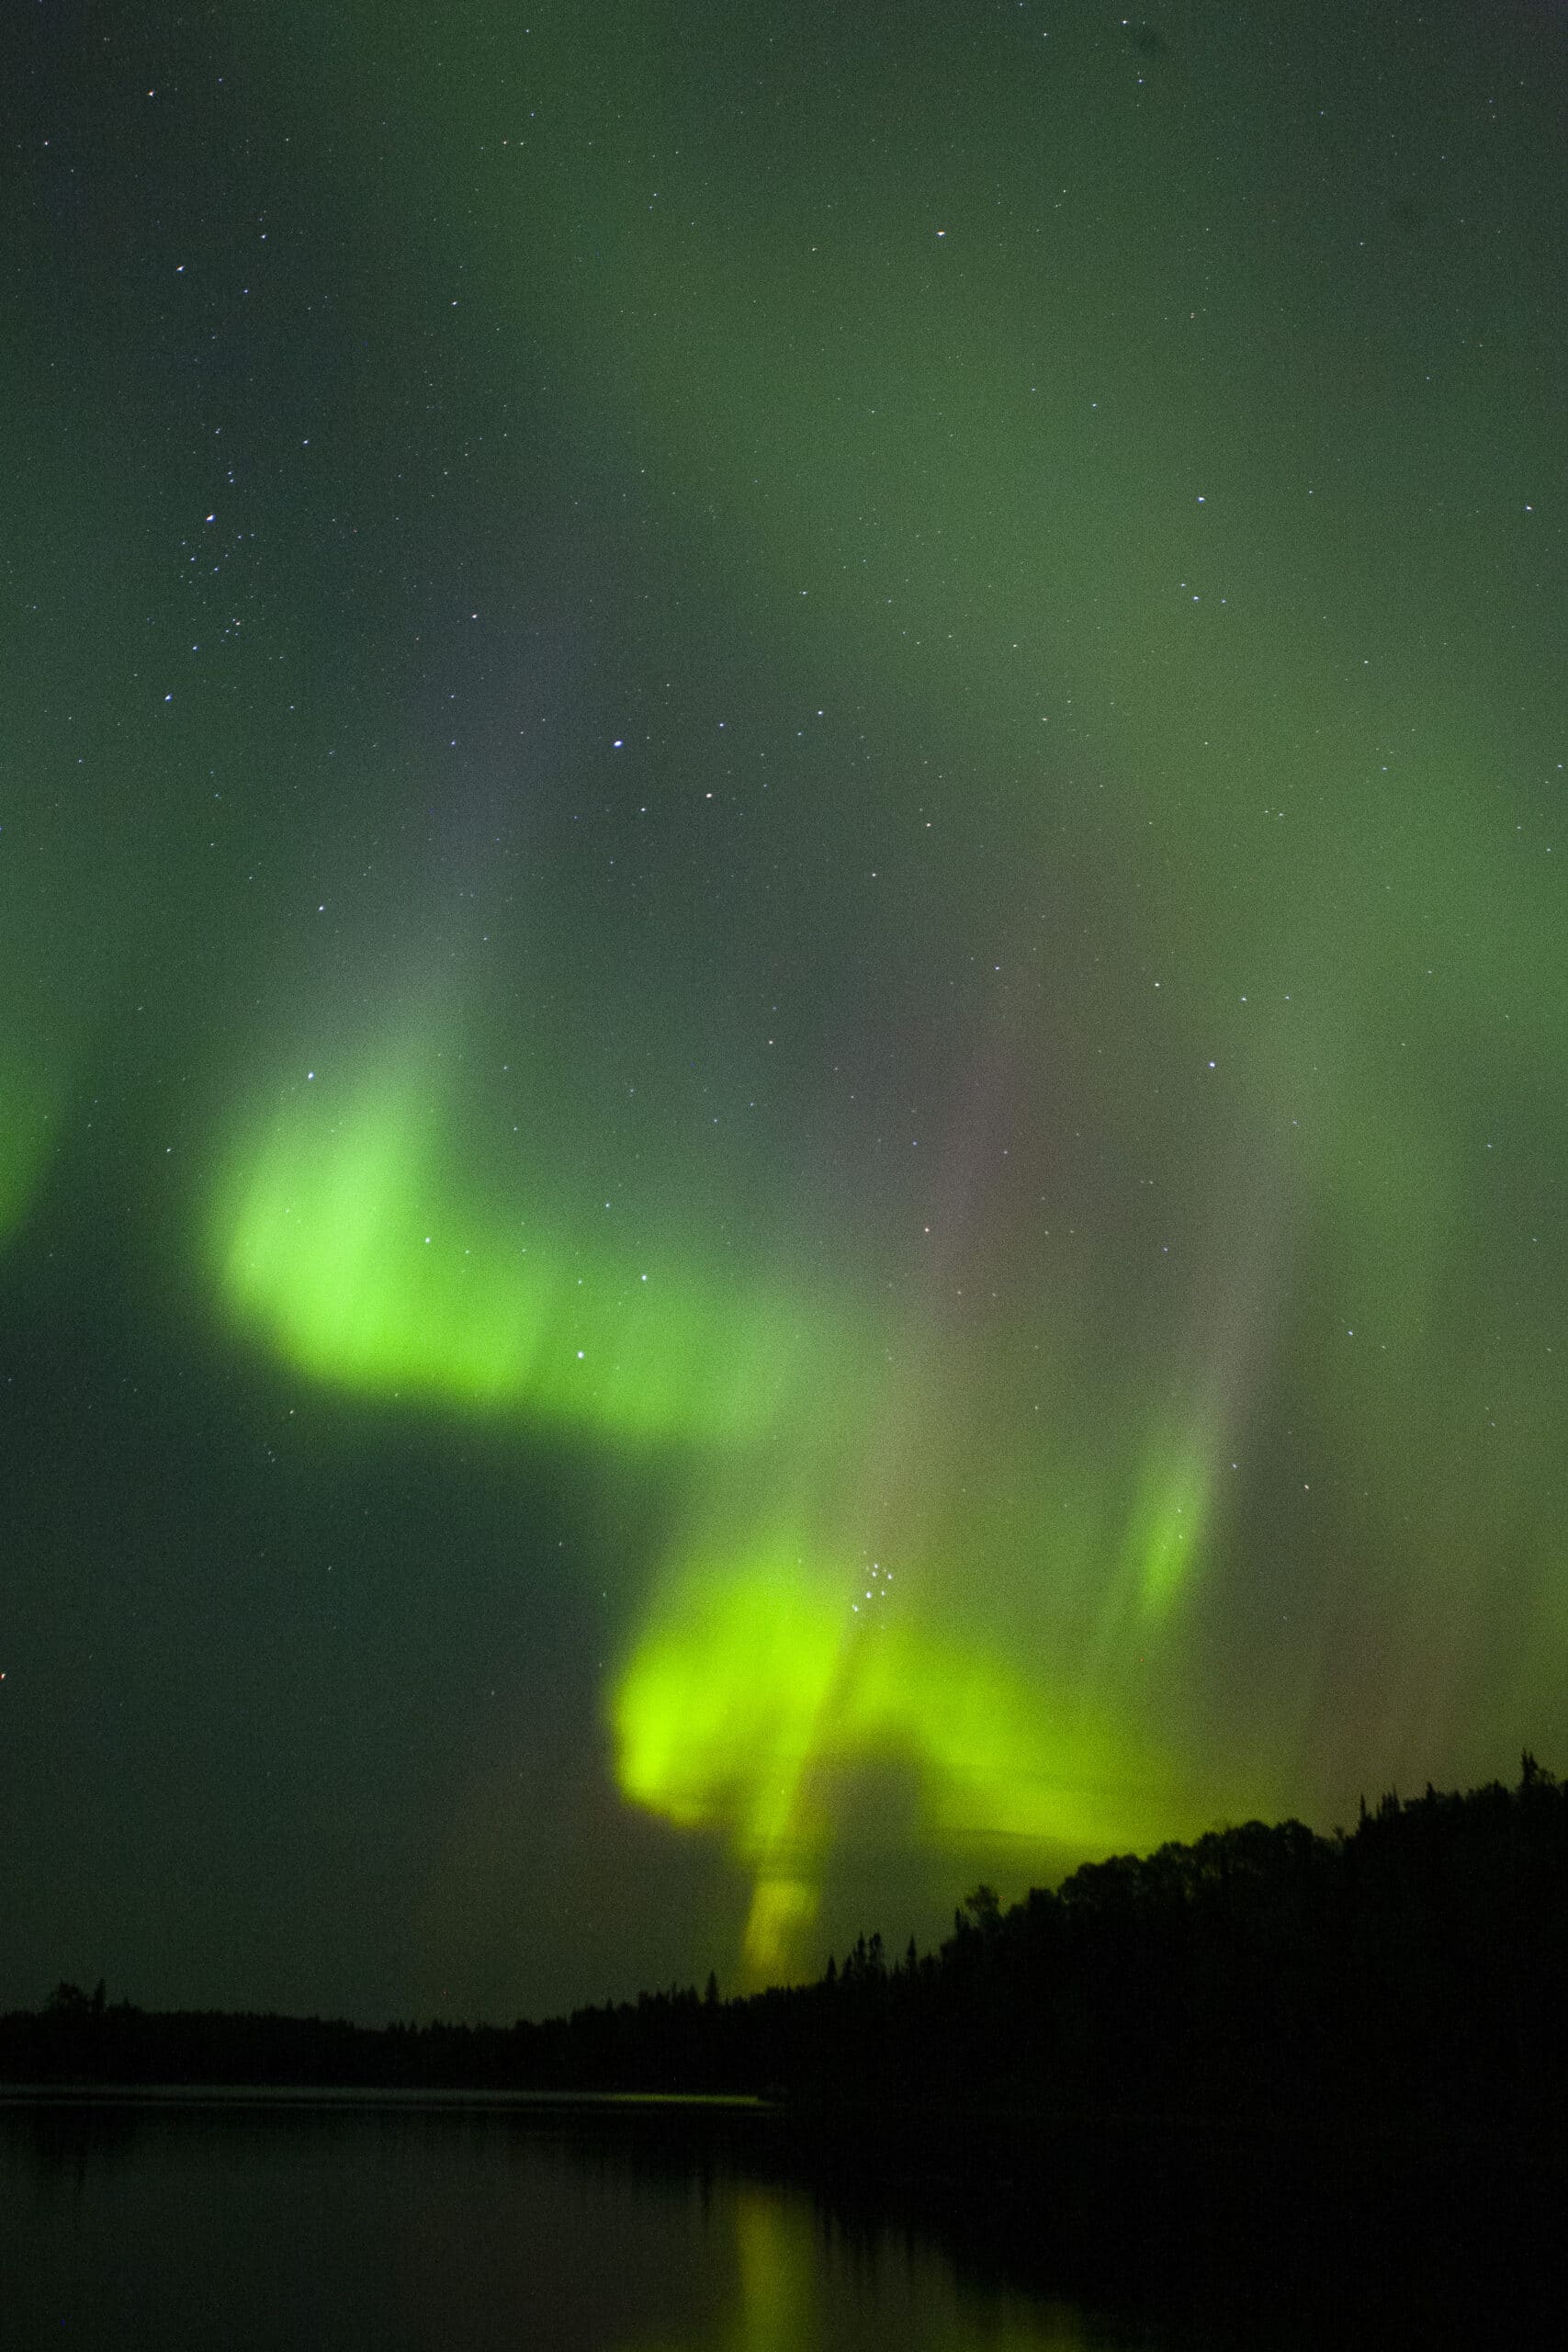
[6,1758,1566,2136]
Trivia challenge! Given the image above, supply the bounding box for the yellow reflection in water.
[623,2177,1111,2350]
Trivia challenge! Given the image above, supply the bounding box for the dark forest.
[10,1761,1565,2139]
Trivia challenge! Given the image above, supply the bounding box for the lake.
[0,2089,1183,2352]
[1,2088,1552,2349]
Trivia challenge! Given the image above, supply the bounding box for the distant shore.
[9,1763,1565,2151]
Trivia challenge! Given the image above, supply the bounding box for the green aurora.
[2,0,1564,2017]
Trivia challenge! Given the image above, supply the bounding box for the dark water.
[8,2091,1560,2350]
[0,2093,1169,2352]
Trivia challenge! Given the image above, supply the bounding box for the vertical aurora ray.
[611,1533,1219,1981]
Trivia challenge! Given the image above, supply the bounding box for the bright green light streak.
[211,1053,843,1448]
[613,1544,1188,1978]
[1122,1442,1213,1623]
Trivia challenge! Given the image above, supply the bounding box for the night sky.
[4,0,1566,2025]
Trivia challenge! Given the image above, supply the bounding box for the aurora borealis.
[3,0,1565,2021]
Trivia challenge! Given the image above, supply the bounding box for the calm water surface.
[1,2093,1175,2352]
